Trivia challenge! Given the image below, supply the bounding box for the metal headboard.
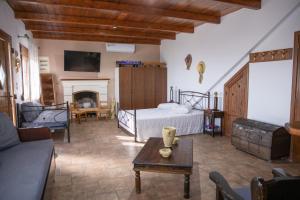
[178,90,210,110]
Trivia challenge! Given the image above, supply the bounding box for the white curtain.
[28,40,40,101]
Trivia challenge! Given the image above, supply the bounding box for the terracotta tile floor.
[50,119,300,200]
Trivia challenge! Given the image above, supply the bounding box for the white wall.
[0,1,40,101]
[36,39,160,103]
[161,0,300,125]
[248,61,293,125]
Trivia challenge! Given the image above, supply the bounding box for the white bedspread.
[118,108,203,141]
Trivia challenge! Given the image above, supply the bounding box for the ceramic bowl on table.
[159,148,172,158]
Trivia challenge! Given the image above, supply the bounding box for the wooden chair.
[97,101,111,119]
[70,103,87,124]
[209,168,300,200]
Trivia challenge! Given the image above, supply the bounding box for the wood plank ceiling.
[8,0,261,45]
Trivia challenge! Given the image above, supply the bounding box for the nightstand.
[203,109,224,137]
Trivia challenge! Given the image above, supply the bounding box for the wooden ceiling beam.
[15,12,194,33]
[17,0,221,23]
[32,31,161,45]
[215,0,261,10]
[25,23,176,40]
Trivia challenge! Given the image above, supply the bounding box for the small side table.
[203,109,224,137]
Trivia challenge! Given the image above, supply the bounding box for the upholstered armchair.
[209,168,300,200]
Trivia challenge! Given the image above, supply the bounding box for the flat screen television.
[64,50,101,72]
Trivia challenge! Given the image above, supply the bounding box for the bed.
[117,90,211,142]
[17,102,70,143]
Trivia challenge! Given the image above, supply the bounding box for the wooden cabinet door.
[132,67,145,109]
[0,30,15,122]
[290,31,300,161]
[291,31,300,122]
[224,64,249,136]
[144,66,155,108]
[155,67,167,106]
[119,67,132,109]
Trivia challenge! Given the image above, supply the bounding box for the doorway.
[0,29,15,122]
[223,64,249,136]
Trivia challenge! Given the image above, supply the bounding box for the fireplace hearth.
[73,91,99,108]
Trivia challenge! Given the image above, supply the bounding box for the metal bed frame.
[117,89,211,142]
[178,90,210,110]
[17,102,71,143]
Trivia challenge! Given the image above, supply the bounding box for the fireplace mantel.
[61,79,109,104]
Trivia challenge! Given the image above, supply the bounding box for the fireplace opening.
[73,91,99,108]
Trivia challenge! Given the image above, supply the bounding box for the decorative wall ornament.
[196,61,206,84]
[185,54,192,70]
[11,48,20,73]
[249,48,293,63]
[39,56,50,73]
[15,58,21,73]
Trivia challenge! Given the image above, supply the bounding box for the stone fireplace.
[73,91,99,108]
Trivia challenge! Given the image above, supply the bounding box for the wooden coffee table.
[133,137,193,199]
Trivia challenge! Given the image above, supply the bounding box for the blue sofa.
[0,112,55,200]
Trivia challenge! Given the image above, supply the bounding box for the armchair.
[209,168,300,200]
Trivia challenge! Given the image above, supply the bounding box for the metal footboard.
[116,103,137,142]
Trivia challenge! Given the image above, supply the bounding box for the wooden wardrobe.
[119,64,167,110]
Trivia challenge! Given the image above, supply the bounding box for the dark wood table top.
[133,137,193,168]
[286,121,300,136]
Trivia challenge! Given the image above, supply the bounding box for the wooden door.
[20,44,30,101]
[132,67,145,109]
[0,29,15,121]
[224,64,249,136]
[119,67,132,109]
[290,31,300,161]
[155,67,167,106]
[144,66,155,108]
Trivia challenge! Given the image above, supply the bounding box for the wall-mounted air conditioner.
[106,43,135,53]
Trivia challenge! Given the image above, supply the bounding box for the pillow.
[33,101,43,112]
[0,112,20,150]
[157,103,179,109]
[173,104,192,114]
[21,102,43,122]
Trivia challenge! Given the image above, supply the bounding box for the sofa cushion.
[0,112,20,151]
[0,139,54,200]
[21,102,43,122]
[234,187,251,200]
